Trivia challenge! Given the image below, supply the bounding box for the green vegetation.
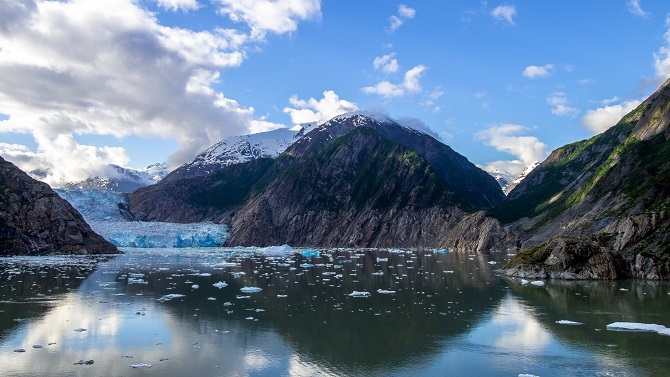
[189,158,274,210]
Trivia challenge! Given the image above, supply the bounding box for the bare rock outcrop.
[0,156,119,255]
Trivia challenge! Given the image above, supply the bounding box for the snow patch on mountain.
[164,123,317,181]
[486,161,540,195]
[56,189,227,247]
[62,163,169,192]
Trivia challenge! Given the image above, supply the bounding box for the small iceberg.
[556,320,582,325]
[240,287,262,293]
[212,281,228,289]
[158,294,185,303]
[606,322,670,336]
[127,278,148,285]
[377,289,396,295]
[349,291,371,298]
[301,250,320,257]
[299,263,314,268]
[130,363,152,368]
[530,280,545,286]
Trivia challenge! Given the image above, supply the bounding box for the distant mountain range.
[62,163,168,193]
[5,79,670,279]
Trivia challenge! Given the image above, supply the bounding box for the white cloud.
[491,5,517,26]
[522,64,554,79]
[362,65,427,99]
[547,93,579,117]
[627,0,649,18]
[476,124,548,178]
[578,78,596,85]
[397,116,441,140]
[581,100,642,134]
[0,0,318,186]
[373,53,399,74]
[654,15,670,83]
[157,0,200,12]
[283,90,358,125]
[214,0,322,39]
[387,4,416,31]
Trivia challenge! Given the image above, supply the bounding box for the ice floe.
[606,322,670,336]
[556,320,582,325]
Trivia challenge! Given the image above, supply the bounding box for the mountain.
[499,79,670,279]
[163,123,317,182]
[128,112,510,249]
[63,163,168,193]
[487,162,540,195]
[0,156,119,255]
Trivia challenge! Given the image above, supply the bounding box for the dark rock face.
[500,79,670,279]
[0,156,119,255]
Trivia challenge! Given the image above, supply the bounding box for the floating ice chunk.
[301,250,320,257]
[349,291,371,298]
[191,284,199,289]
[158,294,185,302]
[371,271,384,276]
[259,244,293,253]
[377,289,396,294]
[530,281,545,286]
[487,261,497,265]
[556,320,582,325]
[433,249,448,253]
[215,262,238,268]
[213,281,228,289]
[277,295,288,298]
[240,287,262,293]
[521,279,529,285]
[518,374,540,377]
[376,257,388,262]
[207,297,217,301]
[606,322,669,336]
[619,288,628,291]
[299,263,314,268]
[444,270,454,274]
[236,295,250,299]
[127,278,147,285]
[130,363,152,368]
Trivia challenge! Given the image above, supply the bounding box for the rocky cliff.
[129,113,511,249]
[0,156,119,255]
[500,79,670,279]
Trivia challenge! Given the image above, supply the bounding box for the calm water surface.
[0,248,668,376]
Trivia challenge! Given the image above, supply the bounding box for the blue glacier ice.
[56,189,228,248]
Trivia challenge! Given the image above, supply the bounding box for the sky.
[1,0,670,186]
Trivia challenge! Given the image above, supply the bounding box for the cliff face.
[0,156,119,255]
[129,114,511,250]
[500,79,670,279]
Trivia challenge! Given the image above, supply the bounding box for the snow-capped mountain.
[62,163,169,193]
[164,123,317,181]
[487,162,541,195]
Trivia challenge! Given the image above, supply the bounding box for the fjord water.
[0,249,668,376]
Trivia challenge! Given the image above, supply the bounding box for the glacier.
[56,189,228,248]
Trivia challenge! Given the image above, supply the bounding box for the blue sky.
[1,0,670,185]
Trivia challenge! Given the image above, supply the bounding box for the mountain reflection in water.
[0,248,668,376]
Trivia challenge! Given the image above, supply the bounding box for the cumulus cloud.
[627,0,649,18]
[283,90,358,125]
[0,0,319,186]
[522,64,554,79]
[491,5,517,26]
[157,0,200,12]
[373,53,400,74]
[476,124,548,178]
[387,4,416,32]
[214,0,321,39]
[362,65,427,98]
[654,15,670,83]
[547,93,579,117]
[581,99,642,134]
